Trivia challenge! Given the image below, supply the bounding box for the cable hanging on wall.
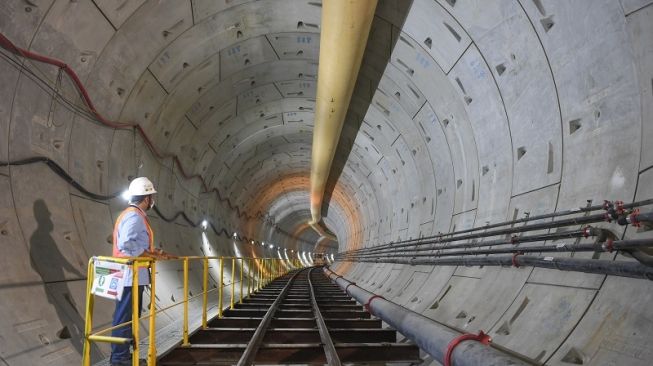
[0,32,313,246]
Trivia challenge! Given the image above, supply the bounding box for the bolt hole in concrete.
[444,22,461,42]
[569,119,582,134]
[517,146,527,160]
[57,326,71,340]
[541,15,555,32]
[561,347,585,364]
[495,63,506,75]
[497,321,511,335]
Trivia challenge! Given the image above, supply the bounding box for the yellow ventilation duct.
[309,0,378,241]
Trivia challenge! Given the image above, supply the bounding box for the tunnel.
[1,0,653,365]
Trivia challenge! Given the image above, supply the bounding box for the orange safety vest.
[112,206,154,257]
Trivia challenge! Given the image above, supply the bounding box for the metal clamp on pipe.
[323,267,530,366]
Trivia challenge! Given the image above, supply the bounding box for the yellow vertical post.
[202,258,208,329]
[218,257,224,318]
[259,259,263,288]
[82,259,95,366]
[182,258,189,346]
[268,259,272,283]
[132,261,140,366]
[239,258,244,304]
[230,257,235,310]
[264,259,268,286]
[257,259,261,290]
[147,261,157,366]
[247,258,252,296]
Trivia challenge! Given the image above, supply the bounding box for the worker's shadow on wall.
[322,1,414,220]
[30,199,97,357]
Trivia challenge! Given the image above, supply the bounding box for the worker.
[110,177,176,366]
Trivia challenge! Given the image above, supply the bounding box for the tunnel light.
[201,220,208,230]
[262,241,265,246]
[251,240,254,245]
[121,190,131,201]
[269,244,274,249]
[233,232,238,238]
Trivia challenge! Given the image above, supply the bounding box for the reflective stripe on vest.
[112,206,154,257]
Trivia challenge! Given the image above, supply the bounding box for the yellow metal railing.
[82,256,303,366]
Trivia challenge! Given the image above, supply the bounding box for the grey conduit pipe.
[323,267,531,366]
[339,255,653,280]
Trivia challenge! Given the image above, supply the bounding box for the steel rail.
[236,269,304,365]
[308,267,342,365]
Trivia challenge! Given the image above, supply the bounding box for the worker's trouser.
[110,285,145,363]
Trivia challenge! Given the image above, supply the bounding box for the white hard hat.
[128,177,157,196]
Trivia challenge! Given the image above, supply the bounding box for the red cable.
[512,251,523,268]
[363,294,384,314]
[630,209,641,227]
[0,32,260,221]
[444,331,491,366]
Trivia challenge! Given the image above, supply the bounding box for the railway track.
[159,267,422,365]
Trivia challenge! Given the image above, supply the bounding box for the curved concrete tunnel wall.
[0,0,652,365]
